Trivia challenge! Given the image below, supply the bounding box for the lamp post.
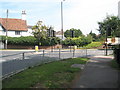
[61,0,65,40]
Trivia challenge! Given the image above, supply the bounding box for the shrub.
[62,36,92,47]
[84,42,102,49]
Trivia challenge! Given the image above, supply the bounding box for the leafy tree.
[32,21,48,45]
[97,15,120,38]
[89,31,98,41]
[64,28,83,38]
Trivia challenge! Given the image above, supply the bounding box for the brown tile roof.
[0,18,28,31]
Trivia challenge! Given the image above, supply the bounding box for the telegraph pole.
[5,9,8,49]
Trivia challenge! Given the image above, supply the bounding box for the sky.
[0,0,120,35]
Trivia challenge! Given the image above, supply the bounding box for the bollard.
[23,53,25,59]
[59,49,61,59]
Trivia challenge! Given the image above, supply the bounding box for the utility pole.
[5,9,8,49]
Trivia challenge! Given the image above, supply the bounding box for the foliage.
[97,15,120,39]
[2,36,37,46]
[62,35,92,46]
[41,37,60,46]
[83,42,102,49]
[32,21,48,45]
[3,58,89,88]
[110,60,120,70]
[64,28,83,38]
[0,35,60,46]
[89,31,99,41]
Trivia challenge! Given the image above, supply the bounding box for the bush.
[84,42,102,49]
[62,36,92,47]
[41,37,60,46]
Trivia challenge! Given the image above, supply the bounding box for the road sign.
[111,37,120,45]
[104,37,120,45]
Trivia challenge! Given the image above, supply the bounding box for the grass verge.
[2,57,89,88]
[110,59,120,70]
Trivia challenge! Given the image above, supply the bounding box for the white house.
[0,11,33,37]
[55,31,66,40]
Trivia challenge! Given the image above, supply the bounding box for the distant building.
[0,11,33,37]
[55,31,66,40]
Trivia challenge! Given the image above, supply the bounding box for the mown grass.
[110,59,120,70]
[2,58,89,88]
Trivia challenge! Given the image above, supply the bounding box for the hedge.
[0,36,60,46]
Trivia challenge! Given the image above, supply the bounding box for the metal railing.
[1,49,113,79]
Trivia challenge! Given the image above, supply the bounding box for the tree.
[98,15,120,38]
[32,21,48,45]
[89,31,98,41]
[64,28,83,38]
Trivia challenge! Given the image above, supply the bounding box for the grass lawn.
[2,57,89,88]
[110,59,120,70]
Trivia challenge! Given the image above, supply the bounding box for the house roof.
[0,18,28,31]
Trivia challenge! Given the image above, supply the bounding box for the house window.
[15,31,20,35]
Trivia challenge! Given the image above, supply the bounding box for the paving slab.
[72,56,119,88]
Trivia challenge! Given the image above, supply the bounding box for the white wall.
[56,35,66,40]
[0,26,33,37]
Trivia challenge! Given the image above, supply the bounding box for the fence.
[1,49,113,79]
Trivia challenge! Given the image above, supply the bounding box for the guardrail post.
[43,50,45,57]
[73,49,75,58]
[59,49,60,59]
[23,53,25,59]
[86,49,87,57]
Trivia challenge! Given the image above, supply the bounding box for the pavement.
[72,55,119,88]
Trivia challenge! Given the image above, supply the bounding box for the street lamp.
[61,0,65,40]
[5,9,8,49]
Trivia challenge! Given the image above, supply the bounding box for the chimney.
[22,10,26,20]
